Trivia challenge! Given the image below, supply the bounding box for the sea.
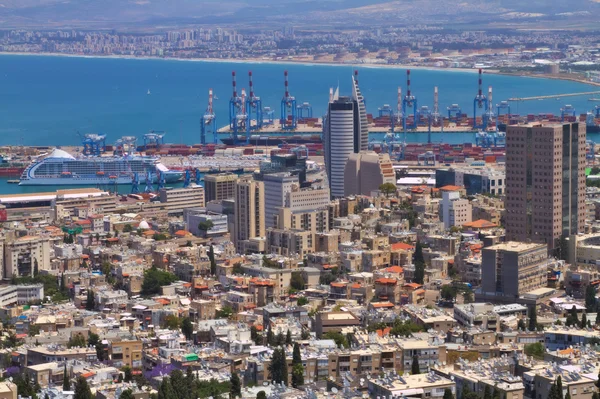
[0,54,599,194]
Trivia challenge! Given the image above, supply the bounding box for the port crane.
[447,104,462,123]
[79,133,106,156]
[496,101,511,120]
[595,105,600,118]
[402,70,418,131]
[560,104,576,122]
[114,136,137,155]
[228,72,248,145]
[131,172,140,194]
[297,102,313,121]
[431,86,443,134]
[417,106,433,144]
[200,88,217,145]
[280,70,297,130]
[144,131,165,149]
[473,69,489,130]
[484,86,496,131]
[263,106,275,126]
[246,71,263,137]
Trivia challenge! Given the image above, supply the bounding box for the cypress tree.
[291,364,304,388]
[528,306,537,331]
[208,245,216,275]
[411,355,420,374]
[73,376,94,399]
[292,342,302,365]
[63,364,71,391]
[570,305,579,326]
[557,376,563,399]
[267,326,274,346]
[285,329,292,345]
[586,284,597,312]
[443,389,455,399]
[483,385,491,399]
[581,313,588,329]
[230,372,241,399]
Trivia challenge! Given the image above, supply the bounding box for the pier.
[508,91,600,102]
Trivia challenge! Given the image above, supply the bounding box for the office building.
[436,167,505,196]
[505,122,586,249]
[479,242,548,302]
[344,150,396,196]
[263,173,297,228]
[204,173,237,202]
[158,185,205,215]
[184,208,229,237]
[441,189,472,230]
[323,74,368,198]
[234,176,265,253]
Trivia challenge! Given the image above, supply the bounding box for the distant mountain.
[0,0,598,28]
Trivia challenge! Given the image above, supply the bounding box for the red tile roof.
[391,242,415,251]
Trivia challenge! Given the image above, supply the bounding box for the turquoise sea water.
[0,54,599,147]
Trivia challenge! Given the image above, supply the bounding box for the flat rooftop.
[0,188,108,204]
[486,241,546,252]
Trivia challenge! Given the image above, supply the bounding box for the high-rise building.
[505,122,586,249]
[344,150,396,196]
[323,74,368,198]
[264,173,297,229]
[234,176,265,254]
[204,173,238,202]
[478,242,548,303]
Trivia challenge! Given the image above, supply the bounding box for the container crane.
[280,70,297,130]
[378,104,393,118]
[183,170,191,188]
[447,104,462,123]
[431,86,443,133]
[496,101,511,118]
[246,71,263,138]
[561,104,576,121]
[392,86,403,134]
[473,69,489,129]
[156,170,166,191]
[144,131,165,149]
[114,136,137,156]
[131,172,140,194]
[417,106,432,144]
[263,106,275,126]
[402,70,418,131]
[144,170,153,193]
[484,86,496,131]
[200,88,217,145]
[228,71,247,145]
[297,102,313,121]
[195,169,202,185]
[80,133,106,156]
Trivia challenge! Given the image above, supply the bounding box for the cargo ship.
[220,134,322,146]
[19,149,183,186]
[0,156,26,176]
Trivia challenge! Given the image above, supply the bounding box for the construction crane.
[402,70,418,131]
[473,68,489,129]
[80,133,106,156]
[447,104,462,123]
[200,88,217,145]
[431,86,443,133]
[297,102,313,122]
[280,70,297,130]
[561,104,576,121]
[246,71,263,139]
[484,86,496,131]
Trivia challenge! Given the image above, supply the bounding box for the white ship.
[19,149,183,186]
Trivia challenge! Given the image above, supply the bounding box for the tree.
[181,317,194,340]
[414,240,425,264]
[379,182,397,198]
[123,366,133,382]
[63,364,71,391]
[269,348,288,385]
[440,285,457,301]
[120,390,134,399]
[528,306,537,331]
[123,224,133,233]
[462,290,474,304]
[524,342,545,360]
[586,284,597,312]
[230,372,241,399]
[556,235,568,261]
[596,311,600,326]
[301,329,310,340]
[323,331,349,348]
[517,319,526,330]
[29,324,40,337]
[557,376,563,399]
[215,305,233,319]
[293,342,302,365]
[483,385,492,399]
[88,332,105,361]
[68,334,87,348]
[413,241,425,284]
[74,376,94,399]
[141,266,178,296]
[198,220,214,233]
[267,326,275,346]
[285,329,292,345]
[208,245,217,275]
[85,290,95,311]
[411,355,420,374]
[443,388,455,399]
[290,272,305,291]
[257,392,267,399]
[292,363,304,388]
[276,332,285,346]
[565,390,572,399]
[297,296,308,306]
[163,315,181,330]
[569,305,579,327]
[581,313,588,329]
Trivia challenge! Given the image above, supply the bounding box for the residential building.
[234,176,265,253]
[158,185,205,215]
[441,189,472,230]
[203,173,237,202]
[344,150,396,196]
[3,235,51,279]
[184,208,229,237]
[505,122,586,249]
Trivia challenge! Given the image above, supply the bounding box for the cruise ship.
[19,149,183,186]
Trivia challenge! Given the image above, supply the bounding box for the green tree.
[276,332,285,346]
[290,272,305,291]
[596,311,600,326]
[297,296,308,306]
[443,388,455,399]
[269,348,288,385]
[285,329,292,345]
[230,372,241,399]
[198,220,214,233]
[257,391,267,399]
[74,376,94,399]
[556,235,569,261]
[85,290,95,311]
[63,364,71,391]
[292,342,302,365]
[181,317,194,340]
[462,290,474,304]
[163,315,181,330]
[413,241,425,284]
[123,366,133,382]
[208,245,217,275]
[411,355,420,374]
[379,182,397,198]
[68,334,87,348]
[123,224,133,233]
[88,332,105,361]
[581,313,588,329]
[29,324,40,337]
[528,306,537,331]
[585,284,597,312]
[291,363,304,388]
[215,305,233,319]
[120,390,134,399]
[323,331,349,348]
[267,326,275,346]
[565,390,572,399]
[557,376,564,399]
[483,385,492,399]
[440,285,457,301]
[301,329,310,340]
[524,342,545,360]
[141,266,178,296]
[414,240,425,264]
[517,319,526,330]
[569,305,579,326]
